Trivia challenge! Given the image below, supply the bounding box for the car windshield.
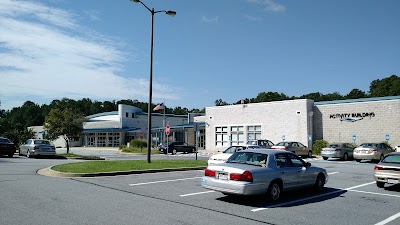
[382,155,400,164]
[34,140,50,145]
[276,142,289,146]
[223,146,244,153]
[246,141,257,145]
[360,143,378,148]
[226,152,267,167]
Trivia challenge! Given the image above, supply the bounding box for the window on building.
[230,126,244,145]
[247,125,261,141]
[126,112,128,117]
[132,113,135,118]
[215,126,228,147]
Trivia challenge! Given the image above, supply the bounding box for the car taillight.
[335,149,340,152]
[374,166,383,170]
[204,169,216,177]
[372,149,378,152]
[229,170,253,182]
[355,149,359,153]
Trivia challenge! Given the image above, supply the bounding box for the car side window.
[292,143,298,147]
[26,140,31,144]
[275,154,291,168]
[298,143,305,148]
[287,154,304,167]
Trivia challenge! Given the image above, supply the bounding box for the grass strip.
[52,159,208,174]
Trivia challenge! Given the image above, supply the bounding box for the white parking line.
[180,190,216,197]
[338,161,351,164]
[129,177,202,186]
[328,172,339,175]
[375,211,400,225]
[349,189,400,198]
[251,181,375,212]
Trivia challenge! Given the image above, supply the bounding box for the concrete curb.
[37,166,207,178]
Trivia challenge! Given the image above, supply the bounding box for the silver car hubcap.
[271,184,280,200]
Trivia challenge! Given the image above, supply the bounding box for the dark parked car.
[0,137,16,157]
[159,141,196,154]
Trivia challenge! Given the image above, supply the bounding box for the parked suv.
[159,141,196,155]
[246,139,274,148]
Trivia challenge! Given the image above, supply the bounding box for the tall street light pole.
[130,0,176,163]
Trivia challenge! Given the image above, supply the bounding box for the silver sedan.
[321,143,355,161]
[201,149,328,201]
[374,152,400,188]
[19,139,56,158]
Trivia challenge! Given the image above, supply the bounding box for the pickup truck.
[159,141,196,154]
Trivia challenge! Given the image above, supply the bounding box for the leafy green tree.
[345,88,367,99]
[300,92,324,102]
[215,99,229,106]
[321,92,344,101]
[44,108,85,154]
[255,92,290,102]
[369,75,400,97]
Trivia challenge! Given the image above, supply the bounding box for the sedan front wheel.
[314,174,325,192]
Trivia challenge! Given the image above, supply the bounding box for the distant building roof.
[315,95,400,106]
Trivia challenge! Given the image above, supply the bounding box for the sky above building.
[1,0,399,110]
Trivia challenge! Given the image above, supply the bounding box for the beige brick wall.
[205,99,314,152]
[314,99,400,146]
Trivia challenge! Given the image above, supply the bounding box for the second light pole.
[130,0,176,163]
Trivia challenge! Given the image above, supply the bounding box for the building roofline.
[315,95,400,106]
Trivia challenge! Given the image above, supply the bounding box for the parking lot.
[69,158,400,225]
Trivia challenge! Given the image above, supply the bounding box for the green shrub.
[130,139,147,148]
[313,139,329,155]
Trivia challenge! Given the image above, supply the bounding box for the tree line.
[0,74,398,146]
[215,75,400,106]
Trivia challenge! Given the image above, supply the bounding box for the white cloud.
[244,14,262,21]
[201,16,219,23]
[247,0,286,12]
[0,0,180,110]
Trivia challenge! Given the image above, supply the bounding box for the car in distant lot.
[321,143,355,161]
[270,141,312,158]
[395,145,400,152]
[374,152,400,188]
[201,149,328,201]
[19,139,56,158]
[353,142,394,162]
[159,141,196,154]
[246,140,274,148]
[0,137,16,157]
[207,145,260,166]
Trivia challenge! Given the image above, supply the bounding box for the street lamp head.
[130,0,141,2]
[165,10,176,16]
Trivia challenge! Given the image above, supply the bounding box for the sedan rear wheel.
[27,150,32,158]
[267,181,282,201]
[307,151,312,158]
[314,174,325,192]
[18,149,22,156]
[355,159,361,162]
[342,153,349,161]
[376,182,385,188]
[172,149,177,155]
[323,157,328,160]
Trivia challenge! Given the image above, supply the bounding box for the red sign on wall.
[165,125,170,135]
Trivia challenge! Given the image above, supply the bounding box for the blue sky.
[1,0,399,111]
